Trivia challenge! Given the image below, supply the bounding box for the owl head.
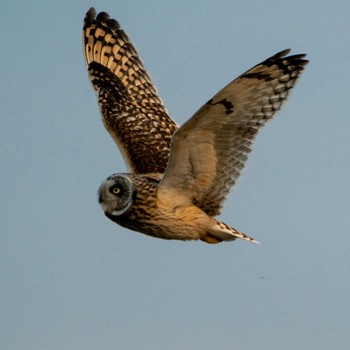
[98,174,134,217]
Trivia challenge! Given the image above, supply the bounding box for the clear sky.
[1,0,349,349]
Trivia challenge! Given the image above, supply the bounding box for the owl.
[82,8,308,244]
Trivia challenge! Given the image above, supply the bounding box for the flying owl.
[82,8,308,244]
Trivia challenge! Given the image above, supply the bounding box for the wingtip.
[275,48,292,57]
[83,8,120,32]
[84,7,96,24]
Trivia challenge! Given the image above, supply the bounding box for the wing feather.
[83,8,177,174]
[159,49,308,215]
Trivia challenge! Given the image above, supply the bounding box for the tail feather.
[201,220,259,244]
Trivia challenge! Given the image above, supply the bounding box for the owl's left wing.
[158,49,308,216]
[83,8,177,174]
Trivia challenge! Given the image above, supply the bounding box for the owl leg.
[201,219,259,244]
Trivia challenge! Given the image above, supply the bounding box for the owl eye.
[110,185,121,195]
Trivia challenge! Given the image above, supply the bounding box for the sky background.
[1,0,349,349]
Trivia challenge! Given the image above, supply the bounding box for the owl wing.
[158,49,308,216]
[83,8,178,174]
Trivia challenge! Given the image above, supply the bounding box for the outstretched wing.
[158,49,308,216]
[83,8,177,174]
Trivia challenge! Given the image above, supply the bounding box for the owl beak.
[98,179,110,208]
[97,181,106,204]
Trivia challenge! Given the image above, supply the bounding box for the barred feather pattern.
[83,8,177,174]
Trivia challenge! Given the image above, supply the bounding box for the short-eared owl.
[83,8,308,244]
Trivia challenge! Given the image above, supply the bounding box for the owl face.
[98,174,134,217]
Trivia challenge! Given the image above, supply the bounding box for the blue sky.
[1,0,349,349]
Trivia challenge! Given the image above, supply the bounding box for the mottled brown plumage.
[83,8,308,243]
[83,8,177,174]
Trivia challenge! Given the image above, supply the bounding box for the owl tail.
[201,219,259,244]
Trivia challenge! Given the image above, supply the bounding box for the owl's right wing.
[158,49,308,216]
[83,8,178,174]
